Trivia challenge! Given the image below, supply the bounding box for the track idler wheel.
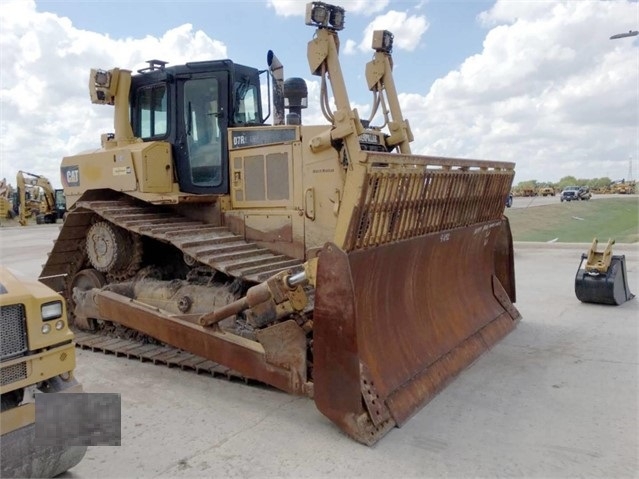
[86,221,142,278]
[68,269,107,330]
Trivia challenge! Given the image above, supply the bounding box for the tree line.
[514,176,621,191]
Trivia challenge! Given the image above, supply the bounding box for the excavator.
[0,178,16,220]
[16,171,66,226]
[39,2,520,445]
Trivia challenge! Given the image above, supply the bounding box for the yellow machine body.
[41,2,519,444]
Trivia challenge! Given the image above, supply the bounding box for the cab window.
[138,85,167,138]
[234,81,259,125]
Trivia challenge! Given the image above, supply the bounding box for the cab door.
[175,74,230,194]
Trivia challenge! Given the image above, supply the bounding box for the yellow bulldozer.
[610,179,636,195]
[39,2,519,445]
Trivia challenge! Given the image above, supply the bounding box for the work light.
[305,2,345,31]
[372,30,394,53]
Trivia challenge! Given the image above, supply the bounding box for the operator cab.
[129,59,264,195]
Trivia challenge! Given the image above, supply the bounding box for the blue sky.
[35,0,494,101]
[1,0,638,188]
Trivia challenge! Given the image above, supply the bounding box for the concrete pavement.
[1,225,637,478]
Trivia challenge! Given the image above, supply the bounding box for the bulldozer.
[16,171,66,226]
[610,179,636,195]
[0,266,87,477]
[39,2,520,445]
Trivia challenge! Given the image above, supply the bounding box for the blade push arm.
[198,258,318,328]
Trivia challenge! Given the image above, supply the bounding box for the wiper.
[187,101,193,135]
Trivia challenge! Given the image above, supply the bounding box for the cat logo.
[61,166,80,187]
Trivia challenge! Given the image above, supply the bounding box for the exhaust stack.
[267,50,285,126]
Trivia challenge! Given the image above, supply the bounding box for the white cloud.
[357,10,429,52]
[478,1,552,27]
[343,38,358,55]
[339,0,390,15]
[266,0,306,17]
[0,0,637,193]
[0,0,226,188]
[404,0,638,182]
[267,0,390,17]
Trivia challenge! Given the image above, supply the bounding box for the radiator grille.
[345,154,514,251]
[0,362,28,386]
[1,304,28,360]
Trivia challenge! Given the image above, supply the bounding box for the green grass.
[505,197,639,243]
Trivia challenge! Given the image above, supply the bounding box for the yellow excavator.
[16,171,66,226]
[0,178,16,220]
[39,2,520,445]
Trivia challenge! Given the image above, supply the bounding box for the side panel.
[60,141,174,207]
[230,144,294,208]
[135,142,173,192]
[61,149,137,199]
[227,128,305,260]
[299,125,344,257]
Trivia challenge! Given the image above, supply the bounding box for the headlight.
[55,319,65,331]
[41,301,63,321]
[41,323,51,334]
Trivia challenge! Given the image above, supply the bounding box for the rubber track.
[40,197,304,381]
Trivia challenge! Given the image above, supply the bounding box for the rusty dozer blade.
[313,220,520,445]
[575,239,635,305]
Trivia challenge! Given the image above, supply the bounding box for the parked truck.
[1,266,86,477]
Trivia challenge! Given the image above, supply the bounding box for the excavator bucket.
[312,153,521,445]
[575,239,634,305]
